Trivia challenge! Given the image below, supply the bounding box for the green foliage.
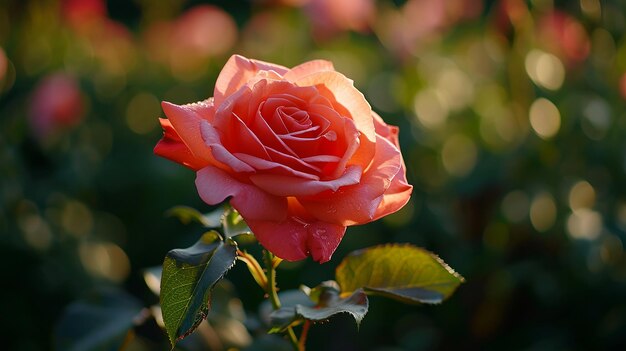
[269,282,368,332]
[166,206,224,228]
[222,207,252,238]
[336,244,464,304]
[54,288,146,351]
[160,231,238,346]
[167,206,252,239]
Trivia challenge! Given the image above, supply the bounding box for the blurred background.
[1,0,626,350]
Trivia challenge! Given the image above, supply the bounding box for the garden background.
[1,0,626,350]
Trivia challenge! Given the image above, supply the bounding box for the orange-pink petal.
[154,118,206,170]
[295,71,375,144]
[299,135,401,226]
[246,217,346,263]
[249,165,362,196]
[214,54,289,105]
[195,165,287,222]
[161,100,216,166]
[284,59,335,81]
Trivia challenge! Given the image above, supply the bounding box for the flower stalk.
[263,250,302,351]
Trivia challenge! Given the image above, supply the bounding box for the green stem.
[264,251,301,351]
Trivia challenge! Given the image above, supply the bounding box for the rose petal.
[249,165,362,197]
[154,118,206,170]
[300,155,342,163]
[371,166,413,221]
[214,54,289,105]
[195,165,287,221]
[200,121,255,173]
[277,105,349,162]
[266,146,323,174]
[250,109,300,157]
[234,153,320,180]
[369,111,413,220]
[372,111,395,139]
[296,72,376,172]
[299,135,401,226]
[246,217,346,263]
[284,59,335,81]
[295,71,375,145]
[227,111,271,159]
[161,100,217,166]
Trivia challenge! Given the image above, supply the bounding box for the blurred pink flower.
[29,73,84,141]
[143,5,237,77]
[303,0,375,40]
[537,11,590,65]
[378,0,483,58]
[620,74,626,100]
[174,5,237,57]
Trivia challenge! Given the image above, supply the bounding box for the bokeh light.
[567,209,602,240]
[529,98,560,139]
[525,49,565,90]
[441,134,477,177]
[530,192,557,232]
[79,241,131,283]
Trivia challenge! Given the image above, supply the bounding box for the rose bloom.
[155,55,412,262]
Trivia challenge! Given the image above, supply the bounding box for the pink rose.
[155,55,412,262]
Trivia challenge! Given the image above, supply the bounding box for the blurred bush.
[1,0,626,350]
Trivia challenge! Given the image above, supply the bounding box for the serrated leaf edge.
[161,239,238,347]
[336,244,465,304]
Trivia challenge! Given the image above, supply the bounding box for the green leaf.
[166,206,223,228]
[54,288,147,351]
[269,282,368,332]
[160,231,238,346]
[221,207,252,238]
[336,244,464,304]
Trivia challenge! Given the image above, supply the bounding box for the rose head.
[155,55,412,263]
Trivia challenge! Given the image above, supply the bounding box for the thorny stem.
[263,250,302,351]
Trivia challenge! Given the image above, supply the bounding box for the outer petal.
[372,111,397,140]
[214,54,289,105]
[195,166,287,221]
[246,217,346,263]
[249,165,362,196]
[371,167,412,221]
[299,135,402,226]
[284,60,335,81]
[154,118,206,170]
[161,100,217,167]
[370,112,413,220]
[200,121,255,173]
